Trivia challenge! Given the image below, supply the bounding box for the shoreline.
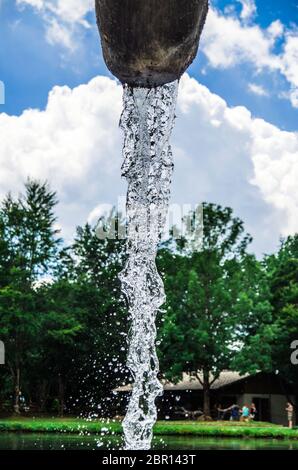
[0,418,297,439]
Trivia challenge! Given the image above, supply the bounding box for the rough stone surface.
[95,0,209,87]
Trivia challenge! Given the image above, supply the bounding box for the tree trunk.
[39,379,48,412]
[14,367,21,414]
[58,375,64,417]
[203,369,210,417]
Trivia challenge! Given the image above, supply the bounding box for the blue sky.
[1,0,297,129]
[0,0,297,255]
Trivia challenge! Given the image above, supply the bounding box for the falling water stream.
[119,81,178,450]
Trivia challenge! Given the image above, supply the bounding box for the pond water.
[0,433,297,450]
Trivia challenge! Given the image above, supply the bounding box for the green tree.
[34,278,84,415]
[158,203,272,416]
[64,211,129,415]
[0,180,60,413]
[229,255,273,375]
[267,235,298,401]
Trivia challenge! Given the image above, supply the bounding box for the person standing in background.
[240,404,250,422]
[250,402,257,420]
[286,402,294,429]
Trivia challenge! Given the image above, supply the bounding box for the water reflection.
[0,433,297,450]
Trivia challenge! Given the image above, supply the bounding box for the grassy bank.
[0,418,297,439]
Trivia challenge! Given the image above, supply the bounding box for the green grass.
[154,421,298,439]
[0,417,297,439]
[0,417,121,435]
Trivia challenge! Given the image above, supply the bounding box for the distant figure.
[250,402,257,420]
[241,404,250,422]
[230,404,240,421]
[217,404,224,420]
[286,402,294,429]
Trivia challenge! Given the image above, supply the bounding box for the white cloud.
[45,17,73,49]
[176,76,298,240]
[267,19,284,39]
[280,32,298,107]
[237,0,257,21]
[47,0,93,26]
[0,76,124,241]
[248,83,268,96]
[16,0,94,49]
[202,7,298,108]
[202,8,282,70]
[17,0,44,9]
[17,0,93,23]
[0,74,297,254]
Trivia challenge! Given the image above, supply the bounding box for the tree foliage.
[0,185,297,419]
[158,203,272,415]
